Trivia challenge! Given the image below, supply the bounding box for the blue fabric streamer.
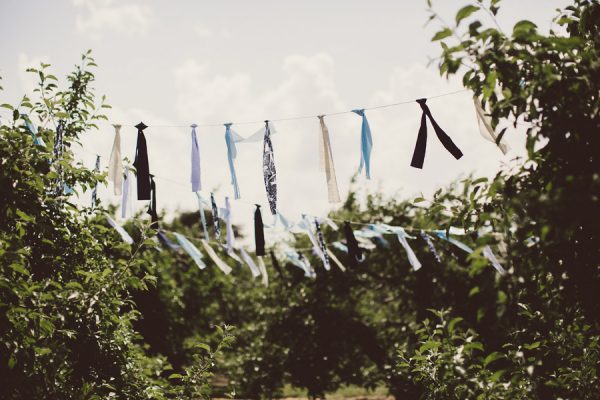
[174,232,206,269]
[433,230,474,253]
[195,192,210,241]
[224,123,241,199]
[190,124,202,192]
[351,109,373,179]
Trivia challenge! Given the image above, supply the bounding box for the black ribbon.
[410,99,463,169]
[344,221,362,264]
[254,205,265,256]
[147,174,159,229]
[270,250,283,277]
[133,122,151,199]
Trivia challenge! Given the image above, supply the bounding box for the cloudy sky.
[0,0,568,236]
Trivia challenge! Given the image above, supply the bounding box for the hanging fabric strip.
[147,175,159,229]
[411,99,463,169]
[121,166,132,219]
[332,241,349,253]
[133,122,151,200]
[483,245,506,274]
[108,124,123,195]
[210,192,221,239]
[317,116,341,203]
[420,230,441,262]
[433,230,474,253]
[105,215,133,244]
[344,221,363,264]
[224,123,241,199]
[326,249,346,272]
[298,216,327,265]
[257,256,269,287]
[298,253,316,278]
[262,120,277,215]
[195,192,210,241]
[351,109,373,179]
[200,239,232,275]
[254,205,265,256]
[393,227,422,271]
[52,120,65,195]
[190,123,202,192]
[223,197,235,253]
[473,98,510,154]
[174,232,206,269]
[315,219,331,271]
[224,246,243,264]
[240,248,261,278]
[157,230,180,250]
[23,114,46,146]
[270,250,283,277]
[91,155,100,207]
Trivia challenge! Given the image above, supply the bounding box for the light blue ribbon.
[352,109,373,179]
[224,123,240,199]
[22,113,46,146]
[433,230,474,253]
[191,124,201,192]
[195,192,210,241]
[174,232,206,269]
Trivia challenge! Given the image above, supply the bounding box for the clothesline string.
[100,89,470,129]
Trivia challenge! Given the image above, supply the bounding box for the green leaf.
[448,317,463,334]
[168,373,183,379]
[432,28,453,41]
[8,354,17,369]
[419,341,441,353]
[513,20,537,36]
[524,341,541,350]
[455,5,479,25]
[483,351,505,367]
[0,103,14,110]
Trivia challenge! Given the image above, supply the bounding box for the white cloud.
[17,53,51,96]
[73,0,152,39]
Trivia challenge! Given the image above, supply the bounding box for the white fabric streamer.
[298,216,327,266]
[200,239,232,275]
[483,245,506,274]
[221,197,235,253]
[394,228,422,271]
[327,249,346,272]
[240,248,261,278]
[317,116,341,203]
[174,233,206,270]
[105,215,133,244]
[474,98,510,154]
[107,124,123,195]
[121,166,132,219]
[191,124,202,192]
[257,256,269,287]
[236,123,277,143]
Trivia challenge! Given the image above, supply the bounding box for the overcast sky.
[0,0,569,237]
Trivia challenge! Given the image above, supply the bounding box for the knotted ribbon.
[410,99,463,169]
[133,122,151,200]
[351,109,373,179]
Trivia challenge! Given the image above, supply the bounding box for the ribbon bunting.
[315,219,331,271]
[317,115,341,203]
[420,230,441,263]
[108,124,123,195]
[262,120,277,215]
[411,98,463,169]
[351,109,373,179]
[224,123,241,199]
[190,123,202,192]
[133,122,151,200]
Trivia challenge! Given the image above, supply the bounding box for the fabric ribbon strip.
[133,122,151,200]
[23,114,46,146]
[200,239,232,275]
[482,245,506,274]
[254,205,265,256]
[262,120,277,215]
[121,166,132,219]
[298,216,327,267]
[433,230,473,253]
[270,250,283,277]
[105,215,133,245]
[351,109,373,179]
[190,123,202,192]
[147,175,159,229]
[222,196,235,253]
[420,230,441,262]
[157,230,180,250]
[240,248,261,278]
[91,155,100,207]
[210,192,221,239]
[224,123,241,199]
[473,98,510,154]
[326,249,346,272]
[394,227,422,271]
[108,124,123,195]
[195,192,210,241]
[257,256,269,287]
[317,116,341,203]
[174,233,206,269]
[315,219,331,271]
[344,221,363,264]
[410,98,463,169]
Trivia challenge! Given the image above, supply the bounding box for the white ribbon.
[257,256,269,287]
[317,116,341,203]
[474,98,510,154]
[174,233,206,270]
[107,124,123,195]
[191,124,202,192]
[105,215,133,244]
[121,166,133,219]
[483,245,506,274]
[327,249,346,272]
[200,239,232,274]
[221,197,235,253]
[240,248,261,278]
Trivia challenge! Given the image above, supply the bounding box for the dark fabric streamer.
[53,120,65,195]
[315,219,331,269]
[411,99,463,169]
[270,250,283,277]
[158,230,180,250]
[133,122,151,200]
[147,174,159,229]
[210,192,221,239]
[262,120,277,215]
[344,221,362,264]
[254,205,265,256]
